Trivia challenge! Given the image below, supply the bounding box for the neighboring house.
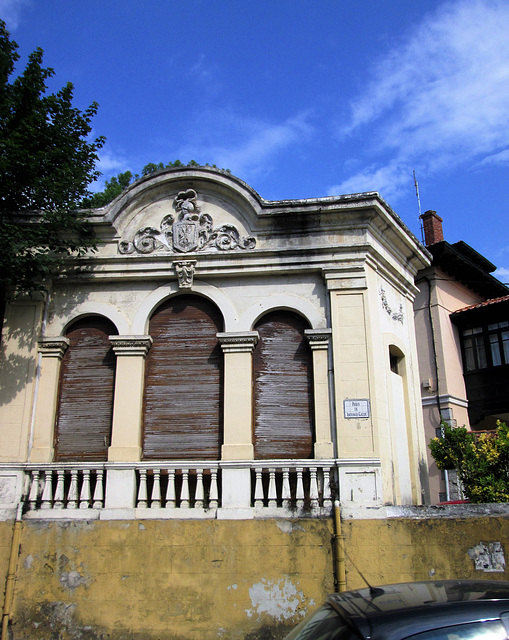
[414,210,509,503]
[0,167,431,517]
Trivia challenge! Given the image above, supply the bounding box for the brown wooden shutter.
[54,317,117,461]
[143,295,224,460]
[254,311,314,459]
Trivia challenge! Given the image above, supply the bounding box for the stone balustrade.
[0,458,382,520]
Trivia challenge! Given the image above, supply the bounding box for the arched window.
[54,316,118,461]
[254,310,314,459]
[143,294,224,460]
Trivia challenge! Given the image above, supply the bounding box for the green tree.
[0,20,105,306]
[81,171,132,208]
[429,421,509,502]
[84,160,230,208]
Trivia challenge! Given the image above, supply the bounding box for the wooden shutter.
[54,317,117,461]
[143,295,224,460]
[254,311,314,459]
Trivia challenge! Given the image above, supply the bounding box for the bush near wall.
[430,421,509,503]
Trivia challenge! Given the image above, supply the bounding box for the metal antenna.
[414,170,424,243]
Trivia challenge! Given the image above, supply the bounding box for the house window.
[142,294,224,460]
[253,311,314,460]
[488,321,509,367]
[462,322,509,371]
[462,327,488,371]
[55,316,117,461]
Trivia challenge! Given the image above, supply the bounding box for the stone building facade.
[0,167,431,518]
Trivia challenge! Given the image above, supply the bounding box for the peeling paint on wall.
[246,578,314,621]
[59,570,91,590]
[277,521,305,534]
[468,542,505,572]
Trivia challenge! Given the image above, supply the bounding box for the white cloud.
[175,109,314,181]
[494,267,509,284]
[479,148,509,166]
[89,146,131,192]
[331,0,509,198]
[0,0,31,29]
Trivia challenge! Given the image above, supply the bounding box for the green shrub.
[429,421,509,503]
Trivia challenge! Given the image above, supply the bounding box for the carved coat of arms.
[118,189,256,254]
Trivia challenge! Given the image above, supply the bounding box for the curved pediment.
[96,167,264,256]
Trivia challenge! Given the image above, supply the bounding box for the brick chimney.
[420,210,444,246]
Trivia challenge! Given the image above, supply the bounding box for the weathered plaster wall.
[344,514,509,589]
[2,514,509,640]
[4,519,334,640]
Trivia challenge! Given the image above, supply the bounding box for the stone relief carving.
[174,260,196,288]
[118,189,256,255]
[380,287,404,324]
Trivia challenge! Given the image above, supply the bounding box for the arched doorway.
[143,294,224,460]
[253,310,314,459]
[54,316,117,461]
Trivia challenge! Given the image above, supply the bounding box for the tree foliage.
[0,20,105,299]
[429,421,509,503]
[82,160,230,209]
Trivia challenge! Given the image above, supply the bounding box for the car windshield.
[284,604,361,640]
[405,620,508,640]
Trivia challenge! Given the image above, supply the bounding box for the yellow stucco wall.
[3,518,334,640]
[343,516,509,589]
[2,516,509,639]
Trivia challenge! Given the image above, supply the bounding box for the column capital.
[109,335,153,357]
[323,263,367,290]
[305,328,332,350]
[217,331,259,354]
[38,337,70,359]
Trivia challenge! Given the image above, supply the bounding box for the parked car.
[285,581,509,640]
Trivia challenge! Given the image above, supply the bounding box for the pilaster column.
[325,265,374,459]
[305,329,334,458]
[108,336,152,462]
[30,337,69,462]
[217,331,258,461]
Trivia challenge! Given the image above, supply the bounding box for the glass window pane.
[502,331,509,365]
[491,334,502,367]
[464,339,476,371]
[405,619,507,640]
[475,336,487,369]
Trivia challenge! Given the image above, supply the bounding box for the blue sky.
[2,0,509,282]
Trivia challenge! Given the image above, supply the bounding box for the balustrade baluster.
[254,468,264,507]
[180,470,190,508]
[80,470,91,509]
[268,468,277,506]
[209,469,218,508]
[282,468,291,509]
[67,469,78,509]
[322,467,332,508]
[40,470,53,510]
[195,469,204,508]
[152,470,161,508]
[28,470,40,509]
[310,467,319,508]
[296,467,305,509]
[138,469,148,508]
[53,469,65,508]
[93,469,104,508]
[165,470,176,509]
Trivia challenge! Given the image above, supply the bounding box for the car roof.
[327,581,509,640]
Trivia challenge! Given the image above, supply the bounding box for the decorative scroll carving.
[118,189,256,255]
[380,287,404,324]
[174,260,196,289]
